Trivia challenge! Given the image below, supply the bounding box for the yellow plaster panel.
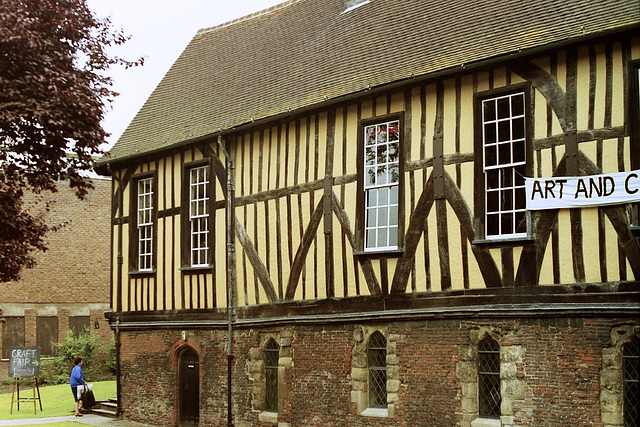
[173,153,182,209]
[162,217,173,310]
[410,87,422,163]
[215,208,227,309]
[459,161,475,215]
[334,108,345,178]
[493,67,507,88]
[576,45,590,131]
[632,37,640,60]
[476,72,490,93]
[390,91,404,114]
[538,228,555,285]
[511,71,526,85]
[534,90,547,141]
[445,198,464,291]
[488,248,502,286]
[346,104,359,176]
[360,99,373,121]
[556,51,567,93]
[581,140,598,167]
[427,208,441,292]
[467,240,484,289]
[581,207,601,283]
[531,57,550,73]
[604,216,621,282]
[156,159,165,211]
[602,139,620,173]
[557,210,573,283]
[611,42,624,127]
[443,79,457,155]
[317,112,328,179]
[459,75,474,155]
[594,44,606,130]
[296,121,308,185]
[288,121,298,188]
[122,179,130,219]
[424,83,437,160]
[375,95,388,116]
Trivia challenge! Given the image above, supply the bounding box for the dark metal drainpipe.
[217,135,235,427]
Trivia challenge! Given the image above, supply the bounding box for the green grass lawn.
[0,380,115,420]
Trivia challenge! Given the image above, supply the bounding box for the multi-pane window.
[2,317,25,360]
[190,165,209,266]
[623,337,640,427]
[481,92,527,239]
[265,339,280,413]
[367,331,387,408]
[137,177,154,271]
[364,120,400,251]
[478,336,501,418]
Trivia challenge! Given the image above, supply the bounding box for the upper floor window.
[367,331,387,409]
[189,165,210,267]
[476,87,530,240]
[623,337,639,426]
[137,177,154,271]
[630,62,640,233]
[478,336,501,418]
[265,338,280,413]
[357,114,404,254]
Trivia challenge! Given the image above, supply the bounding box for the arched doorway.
[178,348,199,426]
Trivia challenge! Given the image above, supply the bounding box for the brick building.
[0,178,112,372]
[97,0,639,426]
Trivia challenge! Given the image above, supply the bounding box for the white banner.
[525,170,640,210]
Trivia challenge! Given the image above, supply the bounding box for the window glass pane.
[390,186,398,204]
[378,207,388,227]
[498,142,511,164]
[366,230,376,248]
[484,123,496,144]
[486,191,499,213]
[498,120,511,142]
[367,208,377,227]
[485,146,497,167]
[388,227,398,246]
[377,228,387,247]
[512,117,525,140]
[483,99,496,121]
[497,97,510,119]
[513,139,525,163]
[365,166,376,186]
[389,206,398,226]
[486,214,499,236]
[487,170,499,190]
[367,189,378,207]
[511,93,524,116]
[501,213,513,235]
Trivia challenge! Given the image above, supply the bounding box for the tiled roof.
[105,0,640,162]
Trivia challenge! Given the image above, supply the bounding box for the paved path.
[0,414,155,426]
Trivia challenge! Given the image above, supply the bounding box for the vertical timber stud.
[433,132,452,290]
[324,109,336,298]
[217,135,236,427]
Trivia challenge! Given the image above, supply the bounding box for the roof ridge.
[197,0,302,35]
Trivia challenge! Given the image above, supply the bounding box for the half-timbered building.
[97,0,640,425]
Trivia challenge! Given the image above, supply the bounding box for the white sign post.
[525,170,640,210]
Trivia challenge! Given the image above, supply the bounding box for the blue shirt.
[70,364,85,387]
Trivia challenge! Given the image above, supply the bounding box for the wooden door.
[178,348,199,426]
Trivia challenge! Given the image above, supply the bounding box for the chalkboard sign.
[8,347,40,378]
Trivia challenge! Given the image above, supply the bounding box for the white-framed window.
[137,177,154,271]
[364,120,400,251]
[481,91,528,239]
[189,165,209,266]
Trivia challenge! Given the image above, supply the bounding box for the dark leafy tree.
[0,0,142,281]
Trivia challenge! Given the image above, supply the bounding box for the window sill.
[361,407,389,418]
[258,411,278,423]
[472,235,535,247]
[128,270,156,277]
[180,266,212,275]
[353,249,404,259]
[470,417,501,427]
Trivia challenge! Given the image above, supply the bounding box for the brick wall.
[0,179,112,370]
[1,178,111,304]
[117,316,639,427]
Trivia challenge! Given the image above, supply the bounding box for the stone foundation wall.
[117,316,639,427]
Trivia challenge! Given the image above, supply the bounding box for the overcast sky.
[86,0,285,149]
